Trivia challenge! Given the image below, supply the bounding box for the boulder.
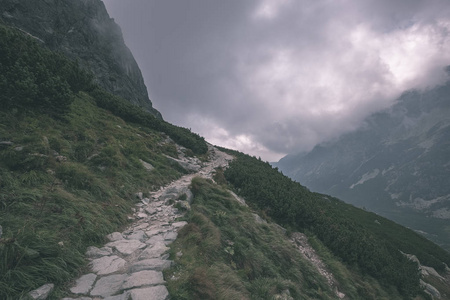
[28,283,54,300]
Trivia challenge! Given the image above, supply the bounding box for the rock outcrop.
[0,0,161,118]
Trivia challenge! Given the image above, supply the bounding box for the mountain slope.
[0,0,161,117]
[276,82,450,251]
[0,24,206,299]
[1,13,450,300]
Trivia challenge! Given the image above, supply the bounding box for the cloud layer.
[104,0,450,161]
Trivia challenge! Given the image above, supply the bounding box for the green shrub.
[0,25,93,118]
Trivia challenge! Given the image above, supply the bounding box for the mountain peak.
[0,0,161,118]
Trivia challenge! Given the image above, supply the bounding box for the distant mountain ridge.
[0,0,161,118]
[276,78,450,251]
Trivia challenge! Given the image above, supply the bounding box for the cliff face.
[0,0,161,118]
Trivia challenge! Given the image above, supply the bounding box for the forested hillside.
[224,151,450,299]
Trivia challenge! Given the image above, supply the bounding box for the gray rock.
[126,230,146,242]
[145,207,157,215]
[70,273,97,295]
[139,159,154,171]
[139,242,169,260]
[146,234,165,245]
[106,232,124,242]
[90,274,126,297]
[128,286,169,300]
[133,223,150,231]
[0,141,13,146]
[28,283,54,300]
[136,212,148,219]
[145,228,162,237]
[86,246,113,259]
[171,221,188,229]
[0,0,161,117]
[122,270,165,289]
[104,292,129,300]
[135,192,143,200]
[61,298,92,300]
[106,239,146,256]
[130,259,172,273]
[14,146,23,151]
[90,255,126,275]
[252,213,267,224]
[420,279,441,299]
[421,265,445,280]
[164,231,178,242]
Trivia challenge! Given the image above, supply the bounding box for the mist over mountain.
[276,77,450,251]
[0,0,161,118]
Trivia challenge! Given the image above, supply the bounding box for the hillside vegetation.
[0,25,207,299]
[223,151,450,299]
[1,23,449,300]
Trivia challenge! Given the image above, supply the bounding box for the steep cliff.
[0,0,161,118]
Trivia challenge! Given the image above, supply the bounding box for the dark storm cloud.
[104,0,450,161]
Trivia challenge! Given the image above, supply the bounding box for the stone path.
[61,145,233,300]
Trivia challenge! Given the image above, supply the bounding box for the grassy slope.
[165,177,336,300]
[0,23,210,299]
[1,22,449,300]
[223,151,450,299]
[0,94,188,299]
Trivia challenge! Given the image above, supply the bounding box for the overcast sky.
[103,0,450,161]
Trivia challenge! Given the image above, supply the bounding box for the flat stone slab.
[139,242,169,260]
[122,270,165,289]
[62,297,92,300]
[106,232,124,242]
[164,231,178,241]
[146,234,165,245]
[126,230,146,242]
[106,239,146,256]
[171,221,188,229]
[133,223,150,231]
[104,292,129,300]
[90,255,126,275]
[130,259,172,272]
[90,274,126,297]
[145,228,162,237]
[136,212,148,219]
[129,286,169,300]
[86,246,113,259]
[70,273,97,295]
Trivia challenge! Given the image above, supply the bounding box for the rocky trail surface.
[27,144,349,300]
[54,145,233,300]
